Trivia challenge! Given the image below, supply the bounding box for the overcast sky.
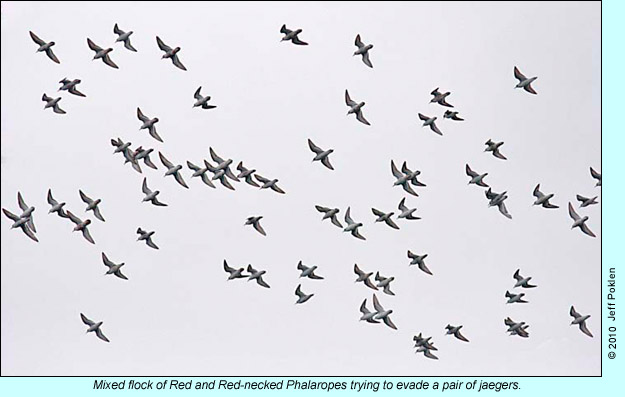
[1,1,600,376]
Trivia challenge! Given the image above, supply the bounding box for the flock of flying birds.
[3,23,600,358]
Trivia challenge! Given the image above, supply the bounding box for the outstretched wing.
[568,202,580,221]
[79,190,94,205]
[465,164,478,178]
[80,313,94,326]
[156,36,172,52]
[30,31,46,45]
[291,36,308,46]
[102,54,119,69]
[87,38,102,53]
[159,152,174,169]
[513,66,527,82]
[171,54,187,71]
[345,89,356,107]
[308,139,323,154]
[355,110,370,125]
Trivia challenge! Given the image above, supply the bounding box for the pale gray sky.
[1,1,600,376]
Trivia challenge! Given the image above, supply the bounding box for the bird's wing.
[152,197,168,206]
[533,184,544,199]
[309,272,324,280]
[590,167,601,180]
[398,197,407,211]
[137,107,149,122]
[22,225,39,242]
[465,164,478,178]
[209,147,225,164]
[280,25,292,35]
[256,276,270,288]
[144,155,158,169]
[68,86,85,97]
[146,236,159,250]
[142,178,151,195]
[308,139,323,154]
[430,122,443,135]
[52,103,66,114]
[187,161,200,171]
[354,34,364,48]
[330,214,343,228]
[493,148,507,160]
[159,152,174,169]
[352,228,366,240]
[354,264,364,277]
[359,299,370,314]
[148,126,163,142]
[93,206,105,222]
[66,210,82,225]
[498,202,512,219]
[402,183,418,196]
[315,205,330,214]
[345,89,356,106]
[291,36,308,45]
[47,189,58,206]
[172,54,187,71]
[224,260,235,274]
[383,316,397,330]
[321,156,334,170]
[115,269,128,280]
[439,97,453,107]
[174,172,189,189]
[344,207,354,224]
[423,349,438,359]
[79,190,93,205]
[102,54,119,69]
[271,184,285,194]
[254,221,266,236]
[124,39,137,52]
[372,208,385,217]
[46,48,60,64]
[219,176,235,190]
[156,36,171,52]
[95,328,110,342]
[419,262,433,275]
[87,38,102,52]
[113,23,123,35]
[80,313,94,326]
[295,284,305,298]
[418,113,429,121]
[568,202,580,221]
[513,66,527,82]
[362,51,373,68]
[356,110,370,125]
[17,192,28,211]
[391,160,403,179]
[456,330,470,342]
[576,194,588,203]
[523,83,537,95]
[386,218,400,230]
[513,269,523,281]
[372,294,384,312]
[570,306,581,319]
[580,223,596,238]
[579,322,593,338]
[194,87,202,100]
[82,227,95,244]
[29,31,45,45]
